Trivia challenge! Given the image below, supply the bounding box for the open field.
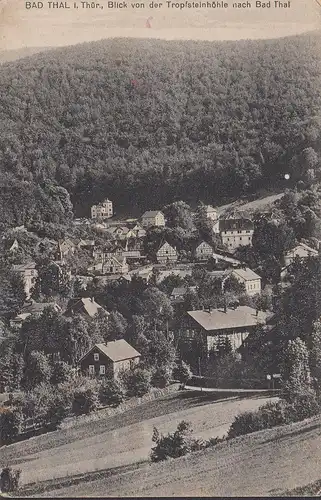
[0,391,277,488]
[30,413,321,497]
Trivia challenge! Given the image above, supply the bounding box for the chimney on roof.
[223,300,227,313]
[91,297,94,303]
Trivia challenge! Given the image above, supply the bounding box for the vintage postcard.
[0,0,321,497]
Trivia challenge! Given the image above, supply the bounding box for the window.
[248,237,251,241]
[94,353,99,361]
[99,365,105,375]
[89,365,95,375]
[240,237,242,241]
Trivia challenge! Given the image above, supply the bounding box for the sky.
[0,0,320,51]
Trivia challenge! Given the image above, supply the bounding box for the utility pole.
[198,356,203,392]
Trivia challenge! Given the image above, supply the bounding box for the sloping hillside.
[0,33,321,226]
[30,414,321,497]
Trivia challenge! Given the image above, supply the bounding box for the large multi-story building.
[141,210,165,228]
[220,218,254,251]
[91,199,113,219]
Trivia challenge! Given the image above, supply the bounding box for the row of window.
[224,230,252,234]
[226,236,252,242]
[89,364,105,374]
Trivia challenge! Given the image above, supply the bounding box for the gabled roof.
[195,241,213,250]
[171,286,197,297]
[232,268,261,281]
[142,210,164,218]
[205,205,217,212]
[79,339,141,363]
[65,297,108,318]
[13,262,37,272]
[157,241,177,254]
[187,306,268,332]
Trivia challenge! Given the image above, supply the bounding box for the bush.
[121,368,151,397]
[151,366,171,389]
[0,467,21,492]
[284,392,320,423]
[71,379,100,415]
[227,410,264,439]
[172,361,192,386]
[151,420,195,462]
[0,408,23,445]
[99,379,125,407]
[50,361,74,385]
[228,395,321,440]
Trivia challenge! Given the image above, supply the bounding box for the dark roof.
[187,306,268,332]
[80,339,141,363]
[65,298,108,318]
[219,219,254,231]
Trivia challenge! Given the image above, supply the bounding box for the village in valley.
[1,192,319,385]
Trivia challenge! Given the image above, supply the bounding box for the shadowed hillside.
[0,33,321,226]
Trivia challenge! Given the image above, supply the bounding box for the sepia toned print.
[0,0,321,497]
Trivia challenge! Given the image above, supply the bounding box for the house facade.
[220,218,254,250]
[232,268,262,296]
[195,241,213,260]
[91,199,113,219]
[141,210,165,228]
[12,262,38,299]
[284,243,318,267]
[79,340,141,379]
[156,242,178,264]
[205,205,218,221]
[88,256,129,275]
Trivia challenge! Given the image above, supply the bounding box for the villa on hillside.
[91,199,113,219]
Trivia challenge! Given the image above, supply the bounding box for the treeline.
[0,33,321,226]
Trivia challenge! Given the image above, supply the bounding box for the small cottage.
[78,339,141,379]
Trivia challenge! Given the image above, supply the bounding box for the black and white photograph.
[0,0,320,496]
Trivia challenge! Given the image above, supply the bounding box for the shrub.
[0,467,21,493]
[121,367,152,397]
[284,392,320,423]
[172,361,192,386]
[0,409,23,445]
[50,361,74,385]
[227,410,264,439]
[71,379,100,415]
[99,379,125,407]
[151,366,171,389]
[151,421,203,462]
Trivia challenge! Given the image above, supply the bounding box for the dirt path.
[37,414,321,497]
[0,392,277,487]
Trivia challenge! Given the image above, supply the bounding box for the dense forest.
[0,32,321,226]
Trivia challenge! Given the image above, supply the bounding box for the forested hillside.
[1,33,321,226]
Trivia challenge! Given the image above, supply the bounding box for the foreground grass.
[14,413,321,497]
